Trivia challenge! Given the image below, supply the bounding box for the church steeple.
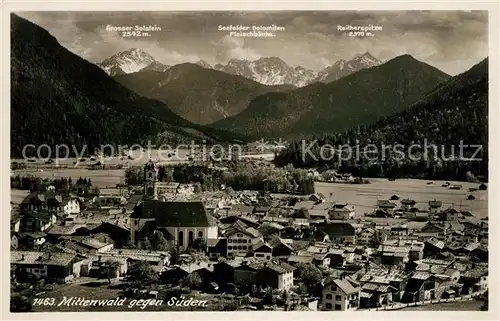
[143,159,157,199]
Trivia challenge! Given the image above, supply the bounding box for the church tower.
[143,159,157,199]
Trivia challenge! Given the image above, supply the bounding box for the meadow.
[10,162,488,219]
[314,179,488,218]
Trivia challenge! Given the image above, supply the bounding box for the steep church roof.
[131,200,212,228]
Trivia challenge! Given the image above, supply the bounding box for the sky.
[16,11,488,75]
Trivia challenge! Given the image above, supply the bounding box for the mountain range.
[274,57,488,180]
[97,49,382,87]
[113,64,295,124]
[10,14,240,157]
[12,13,483,168]
[212,54,451,139]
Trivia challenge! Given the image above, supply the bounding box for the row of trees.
[124,162,315,194]
[10,175,98,195]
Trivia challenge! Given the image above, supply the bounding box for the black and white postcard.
[3,1,498,319]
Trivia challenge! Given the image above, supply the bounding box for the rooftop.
[131,200,212,228]
[11,251,77,266]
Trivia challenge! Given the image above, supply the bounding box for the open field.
[10,167,488,218]
[11,168,126,189]
[314,179,488,218]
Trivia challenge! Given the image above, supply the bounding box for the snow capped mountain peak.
[196,59,212,69]
[98,49,169,76]
[352,52,380,66]
[215,57,317,87]
[315,53,382,83]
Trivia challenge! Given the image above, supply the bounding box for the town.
[10,158,489,312]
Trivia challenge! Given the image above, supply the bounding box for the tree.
[140,237,152,250]
[191,238,207,252]
[10,295,32,312]
[180,273,203,290]
[126,261,158,288]
[480,290,488,311]
[296,282,308,296]
[125,166,143,186]
[258,223,278,238]
[90,186,100,196]
[280,290,289,306]
[150,231,169,251]
[263,287,276,305]
[296,263,322,294]
[100,260,121,284]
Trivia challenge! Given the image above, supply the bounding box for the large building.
[322,277,361,311]
[129,160,218,250]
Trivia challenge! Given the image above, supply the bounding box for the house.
[471,246,488,262]
[268,236,295,257]
[83,256,128,278]
[92,195,126,210]
[20,191,82,215]
[390,225,409,237]
[445,230,465,243]
[402,272,439,303]
[309,193,325,203]
[253,241,273,260]
[313,252,332,268]
[19,232,47,249]
[313,223,356,244]
[360,282,398,308]
[92,249,170,273]
[329,203,355,220]
[19,211,57,232]
[224,221,262,257]
[378,245,410,265]
[357,228,376,246]
[213,259,242,285]
[287,254,315,266]
[453,242,481,257]
[309,201,334,219]
[94,221,131,248]
[155,182,180,196]
[226,205,255,218]
[421,222,446,235]
[293,201,316,217]
[322,276,361,311]
[256,262,295,290]
[219,215,260,229]
[359,265,410,302]
[439,208,462,221]
[377,200,397,215]
[233,260,261,286]
[400,199,417,211]
[423,237,445,257]
[458,266,488,294]
[253,206,271,217]
[371,209,391,218]
[78,237,114,253]
[11,251,84,283]
[208,238,227,259]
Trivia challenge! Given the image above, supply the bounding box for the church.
[129,160,218,250]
